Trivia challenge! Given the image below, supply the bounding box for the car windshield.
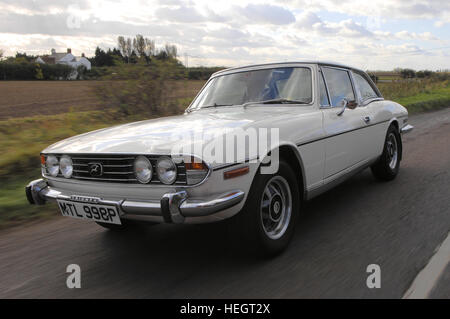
[189,67,312,110]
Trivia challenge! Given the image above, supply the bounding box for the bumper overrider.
[26,179,245,224]
[400,124,414,134]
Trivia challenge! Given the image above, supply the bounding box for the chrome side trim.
[306,157,377,200]
[401,124,414,134]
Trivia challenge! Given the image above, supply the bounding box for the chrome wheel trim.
[260,176,292,240]
[386,133,398,170]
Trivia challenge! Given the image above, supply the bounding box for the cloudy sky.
[0,0,449,70]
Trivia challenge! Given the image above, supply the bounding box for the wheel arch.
[260,142,307,202]
[388,118,403,161]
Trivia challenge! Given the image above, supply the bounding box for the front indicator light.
[224,166,249,179]
[185,158,208,185]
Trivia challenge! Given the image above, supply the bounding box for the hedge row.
[187,67,224,80]
[0,62,74,80]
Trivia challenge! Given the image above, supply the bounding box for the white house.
[36,48,91,79]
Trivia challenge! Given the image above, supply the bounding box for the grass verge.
[0,174,57,230]
[395,86,450,114]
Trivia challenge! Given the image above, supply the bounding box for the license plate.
[57,199,121,225]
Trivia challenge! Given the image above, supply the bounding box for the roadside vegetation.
[0,37,449,229]
[378,76,450,113]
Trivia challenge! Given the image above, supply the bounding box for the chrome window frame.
[186,64,316,112]
[319,65,357,109]
[350,70,384,106]
[318,67,331,107]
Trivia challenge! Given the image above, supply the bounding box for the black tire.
[235,160,300,257]
[371,124,402,181]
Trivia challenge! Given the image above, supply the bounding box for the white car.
[26,61,413,255]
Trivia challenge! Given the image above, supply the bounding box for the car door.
[320,66,372,179]
[351,71,387,160]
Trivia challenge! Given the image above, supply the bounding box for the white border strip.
[403,232,450,299]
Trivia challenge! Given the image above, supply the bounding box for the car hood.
[43,106,315,157]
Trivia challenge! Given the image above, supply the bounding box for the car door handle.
[363,116,371,124]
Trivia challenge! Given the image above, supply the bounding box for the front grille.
[43,154,188,185]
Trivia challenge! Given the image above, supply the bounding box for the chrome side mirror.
[337,98,348,116]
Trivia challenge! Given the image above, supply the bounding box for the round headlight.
[134,156,152,184]
[59,155,73,178]
[156,157,177,185]
[46,155,59,177]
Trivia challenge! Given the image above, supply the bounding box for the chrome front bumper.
[26,179,245,224]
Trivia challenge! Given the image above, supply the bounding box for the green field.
[0,78,449,230]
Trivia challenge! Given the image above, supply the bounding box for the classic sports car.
[26,61,413,255]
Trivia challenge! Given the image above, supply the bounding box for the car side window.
[353,73,379,102]
[322,67,355,107]
[318,70,330,106]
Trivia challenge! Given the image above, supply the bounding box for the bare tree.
[117,36,127,62]
[144,38,155,58]
[133,34,146,58]
[164,44,177,59]
[125,38,133,63]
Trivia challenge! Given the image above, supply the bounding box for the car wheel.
[237,160,300,257]
[371,124,402,181]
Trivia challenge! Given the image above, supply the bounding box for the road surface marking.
[403,231,450,299]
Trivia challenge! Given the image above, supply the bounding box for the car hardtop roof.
[211,61,367,77]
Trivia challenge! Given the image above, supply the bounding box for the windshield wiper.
[186,103,233,113]
[201,103,233,109]
[243,98,310,107]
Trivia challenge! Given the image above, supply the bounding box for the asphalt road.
[1,108,449,298]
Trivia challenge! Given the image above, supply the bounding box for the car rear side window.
[322,67,355,107]
[353,72,379,102]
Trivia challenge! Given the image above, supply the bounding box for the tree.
[144,38,155,58]
[133,34,146,58]
[118,36,132,63]
[15,52,36,62]
[91,47,113,67]
[118,36,127,59]
[0,49,3,59]
[400,68,416,79]
[125,38,133,63]
[164,44,177,59]
[35,63,44,80]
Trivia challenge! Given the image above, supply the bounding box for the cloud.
[0,0,91,14]
[286,0,450,21]
[394,31,439,41]
[434,20,447,28]
[235,4,296,25]
[0,12,179,38]
[155,5,207,23]
[295,11,373,38]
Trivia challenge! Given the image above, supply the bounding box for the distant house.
[35,48,91,79]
